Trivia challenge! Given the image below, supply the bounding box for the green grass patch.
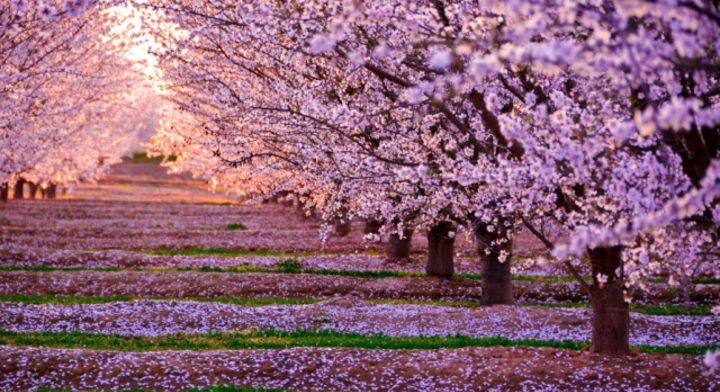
[123,152,177,164]
[1,329,713,355]
[276,258,303,273]
[518,302,717,316]
[224,223,247,231]
[0,295,714,316]
[0,329,590,352]
[646,277,720,285]
[4,261,716,287]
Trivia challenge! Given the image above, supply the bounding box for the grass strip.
[0,264,585,282]
[0,295,715,316]
[517,302,718,316]
[1,329,714,355]
[123,152,177,164]
[5,263,718,286]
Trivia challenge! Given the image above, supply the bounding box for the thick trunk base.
[0,183,8,202]
[333,217,351,236]
[475,220,514,305]
[28,183,38,199]
[426,222,455,278]
[387,228,414,259]
[46,184,57,199]
[480,254,514,305]
[590,283,629,356]
[13,179,25,199]
[588,246,629,356]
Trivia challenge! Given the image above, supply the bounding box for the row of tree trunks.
[0,181,52,200]
[475,220,515,306]
[262,194,278,203]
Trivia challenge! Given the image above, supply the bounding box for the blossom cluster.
[0,1,155,189]
[137,0,720,295]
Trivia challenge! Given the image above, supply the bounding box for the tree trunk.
[296,196,305,212]
[13,178,25,199]
[426,222,455,278]
[587,246,629,356]
[333,216,352,236]
[0,183,8,202]
[280,192,294,207]
[475,220,514,305]
[46,184,57,199]
[28,183,38,199]
[262,194,278,204]
[386,228,414,259]
[363,220,382,236]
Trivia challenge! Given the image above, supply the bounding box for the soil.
[0,345,716,391]
[1,161,718,391]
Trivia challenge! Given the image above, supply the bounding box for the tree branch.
[519,213,593,296]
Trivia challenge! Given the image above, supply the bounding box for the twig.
[519,213,593,298]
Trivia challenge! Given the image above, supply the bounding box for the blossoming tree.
[1,1,154,199]
[140,0,719,356]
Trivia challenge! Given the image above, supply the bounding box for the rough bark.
[13,178,25,199]
[587,246,629,356]
[475,220,514,306]
[0,183,8,202]
[426,222,455,278]
[46,184,57,199]
[333,216,352,236]
[386,228,414,259]
[28,183,38,199]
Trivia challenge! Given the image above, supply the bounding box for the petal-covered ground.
[1,345,716,392]
[1,161,718,391]
[2,270,718,304]
[1,298,718,346]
